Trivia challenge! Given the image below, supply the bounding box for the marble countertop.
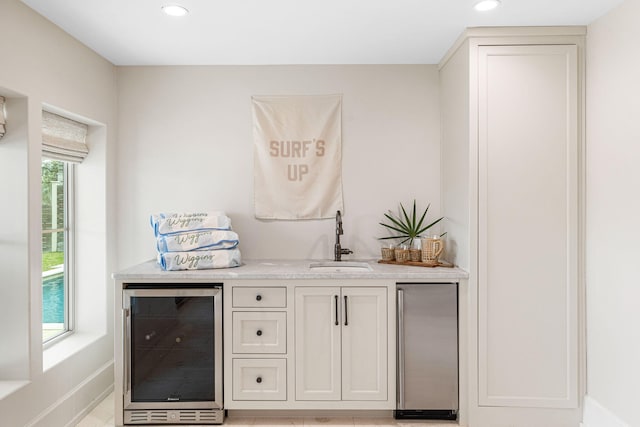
[113,259,469,281]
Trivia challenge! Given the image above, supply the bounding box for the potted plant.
[379,200,444,261]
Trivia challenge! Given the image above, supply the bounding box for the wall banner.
[252,94,343,219]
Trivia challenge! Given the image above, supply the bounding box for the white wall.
[585,1,640,426]
[116,65,442,267]
[0,96,30,381]
[0,0,117,425]
[440,40,470,270]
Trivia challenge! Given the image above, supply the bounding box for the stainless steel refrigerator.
[395,283,458,420]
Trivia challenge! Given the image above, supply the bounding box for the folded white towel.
[157,230,239,252]
[151,212,231,236]
[158,248,241,271]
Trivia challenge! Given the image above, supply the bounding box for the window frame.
[42,159,75,347]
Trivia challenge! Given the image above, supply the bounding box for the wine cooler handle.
[124,307,131,394]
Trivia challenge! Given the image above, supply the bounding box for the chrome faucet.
[334,210,353,261]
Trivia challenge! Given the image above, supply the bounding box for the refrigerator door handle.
[397,288,405,410]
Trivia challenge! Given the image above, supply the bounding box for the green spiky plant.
[379,200,445,247]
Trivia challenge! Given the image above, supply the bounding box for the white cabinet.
[341,287,388,401]
[294,287,341,400]
[225,281,395,410]
[440,27,584,426]
[294,287,387,401]
[232,359,287,401]
[227,285,288,403]
[233,287,286,308]
[477,44,579,409]
[232,311,287,354]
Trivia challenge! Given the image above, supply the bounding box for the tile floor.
[76,392,116,426]
[76,392,457,427]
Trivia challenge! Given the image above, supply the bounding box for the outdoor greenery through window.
[42,159,73,342]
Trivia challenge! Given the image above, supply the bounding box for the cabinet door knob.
[256,294,262,301]
[256,329,263,336]
[256,377,262,384]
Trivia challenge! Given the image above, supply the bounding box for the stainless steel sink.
[308,261,373,272]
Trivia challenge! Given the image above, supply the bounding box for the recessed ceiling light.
[474,0,501,11]
[162,4,189,17]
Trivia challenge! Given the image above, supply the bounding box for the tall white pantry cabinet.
[440,28,585,427]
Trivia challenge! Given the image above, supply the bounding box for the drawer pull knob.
[256,377,262,384]
[256,294,262,301]
[256,330,263,336]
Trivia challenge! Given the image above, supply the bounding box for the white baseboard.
[582,395,629,427]
[25,360,114,427]
[65,381,114,427]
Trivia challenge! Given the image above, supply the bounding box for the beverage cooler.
[123,284,223,425]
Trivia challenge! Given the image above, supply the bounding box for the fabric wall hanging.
[252,94,343,220]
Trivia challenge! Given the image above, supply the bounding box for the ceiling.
[22,0,622,66]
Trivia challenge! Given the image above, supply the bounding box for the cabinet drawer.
[233,287,286,308]
[232,359,287,401]
[232,312,286,354]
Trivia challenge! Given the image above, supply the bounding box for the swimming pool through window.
[42,158,73,342]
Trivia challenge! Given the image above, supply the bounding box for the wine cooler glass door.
[124,287,222,410]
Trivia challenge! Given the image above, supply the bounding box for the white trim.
[24,360,113,427]
[0,381,30,400]
[43,331,105,371]
[65,383,114,427]
[582,396,630,427]
[438,26,586,70]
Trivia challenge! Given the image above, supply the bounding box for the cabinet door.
[477,44,579,408]
[341,287,387,401]
[294,287,341,400]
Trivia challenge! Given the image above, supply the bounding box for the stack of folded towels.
[151,212,241,271]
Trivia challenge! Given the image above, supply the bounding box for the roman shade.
[42,111,89,163]
[0,96,6,139]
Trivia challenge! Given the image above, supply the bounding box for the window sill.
[0,380,29,400]
[43,331,106,372]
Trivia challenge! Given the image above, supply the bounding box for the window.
[40,110,88,345]
[41,159,74,343]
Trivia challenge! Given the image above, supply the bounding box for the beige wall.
[586,1,640,425]
[0,0,117,425]
[116,65,442,267]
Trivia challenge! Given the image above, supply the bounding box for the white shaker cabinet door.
[341,287,387,401]
[294,287,341,401]
[477,44,579,408]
